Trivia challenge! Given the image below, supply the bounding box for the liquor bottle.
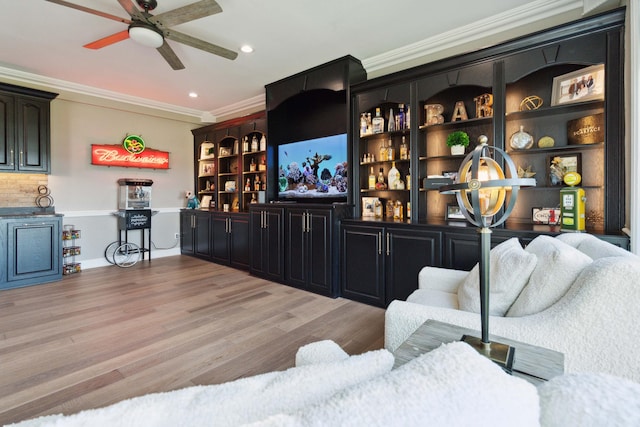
[388,161,400,189]
[259,135,267,151]
[394,200,403,220]
[400,136,408,160]
[379,140,388,162]
[368,166,376,189]
[388,108,395,132]
[242,136,249,153]
[251,136,259,152]
[245,178,251,192]
[366,113,372,135]
[376,168,387,190]
[372,108,384,134]
[407,202,411,218]
[406,105,411,129]
[398,104,405,130]
[387,139,395,160]
[360,113,368,136]
[386,200,394,219]
[254,175,260,191]
[374,200,383,218]
[406,168,411,190]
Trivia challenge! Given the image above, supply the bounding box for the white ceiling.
[0,0,600,122]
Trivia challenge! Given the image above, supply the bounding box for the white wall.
[47,94,199,268]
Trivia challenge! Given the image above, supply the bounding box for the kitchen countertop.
[0,207,63,218]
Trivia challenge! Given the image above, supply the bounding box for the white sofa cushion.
[11,347,394,427]
[458,237,537,316]
[295,340,349,366]
[407,288,459,309]
[556,232,632,259]
[256,342,540,427]
[538,373,640,427]
[507,235,592,317]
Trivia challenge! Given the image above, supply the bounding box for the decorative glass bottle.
[372,108,384,134]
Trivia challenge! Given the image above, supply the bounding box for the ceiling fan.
[46,0,237,70]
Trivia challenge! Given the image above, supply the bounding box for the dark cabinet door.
[285,208,307,289]
[194,211,211,258]
[443,232,481,271]
[249,207,284,281]
[306,209,332,295]
[385,228,442,303]
[0,93,15,171]
[6,218,61,285]
[341,224,385,307]
[15,97,49,173]
[211,214,230,264]
[229,215,249,270]
[180,211,195,255]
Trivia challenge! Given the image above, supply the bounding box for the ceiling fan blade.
[157,41,185,70]
[165,29,237,60]
[84,30,130,49]
[150,0,222,28]
[45,0,131,24]
[117,0,147,21]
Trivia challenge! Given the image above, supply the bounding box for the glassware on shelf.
[510,125,534,150]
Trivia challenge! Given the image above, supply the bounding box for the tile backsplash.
[0,174,48,207]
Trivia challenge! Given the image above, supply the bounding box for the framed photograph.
[362,197,378,217]
[224,180,236,192]
[532,207,561,225]
[547,153,581,186]
[219,146,232,156]
[199,161,215,177]
[446,204,466,221]
[201,195,212,209]
[551,64,605,106]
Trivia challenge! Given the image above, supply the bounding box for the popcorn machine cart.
[105,179,156,267]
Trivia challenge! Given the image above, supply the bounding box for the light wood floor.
[0,256,385,425]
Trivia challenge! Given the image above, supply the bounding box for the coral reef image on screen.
[278,134,347,199]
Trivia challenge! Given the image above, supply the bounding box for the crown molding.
[362,0,584,73]
[0,65,210,122]
[208,94,266,118]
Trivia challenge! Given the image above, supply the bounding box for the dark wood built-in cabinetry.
[0,83,57,173]
[344,9,628,307]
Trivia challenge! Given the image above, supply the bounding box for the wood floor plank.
[0,255,384,425]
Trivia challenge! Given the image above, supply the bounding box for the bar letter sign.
[91,135,170,169]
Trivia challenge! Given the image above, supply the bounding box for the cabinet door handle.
[378,232,382,255]
[306,212,311,233]
[9,149,14,166]
[19,150,23,167]
[386,232,391,256]
[228,218,232,234]
[260,211,263,228]
[263,211,266,229]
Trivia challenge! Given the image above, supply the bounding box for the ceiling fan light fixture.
[129,22,164,48]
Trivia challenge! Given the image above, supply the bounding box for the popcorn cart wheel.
[104,241,142,268]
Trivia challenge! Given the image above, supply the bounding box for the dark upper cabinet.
[0,83,57,173]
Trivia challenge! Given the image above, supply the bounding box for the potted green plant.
[446,131,470,155]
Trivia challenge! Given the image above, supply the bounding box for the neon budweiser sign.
[91,135,170,169]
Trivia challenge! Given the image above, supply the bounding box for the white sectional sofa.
[11,340,640,427]
[385,233,640,382]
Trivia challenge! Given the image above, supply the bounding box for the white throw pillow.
[11,346,394,427]
[458,237,537,316]
[539,373,640,427]
[507,235,592,317]
[256,342,540,427]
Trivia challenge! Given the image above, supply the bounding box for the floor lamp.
[440,136,535,371]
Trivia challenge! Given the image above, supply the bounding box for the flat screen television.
[277,133,348,201]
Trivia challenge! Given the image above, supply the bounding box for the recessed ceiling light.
[189,92,198,98]
[240,45,254,53]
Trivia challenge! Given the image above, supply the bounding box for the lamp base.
[461,335,515,373]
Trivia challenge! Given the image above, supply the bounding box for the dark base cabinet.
[341,221,441,307]
[249,206,285,282]
[180,210,211,259]
[249,203,350,298]
[212,213,249,270]
[1,216,62,290]
[341,219,629,307]
[180,210,249,270]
